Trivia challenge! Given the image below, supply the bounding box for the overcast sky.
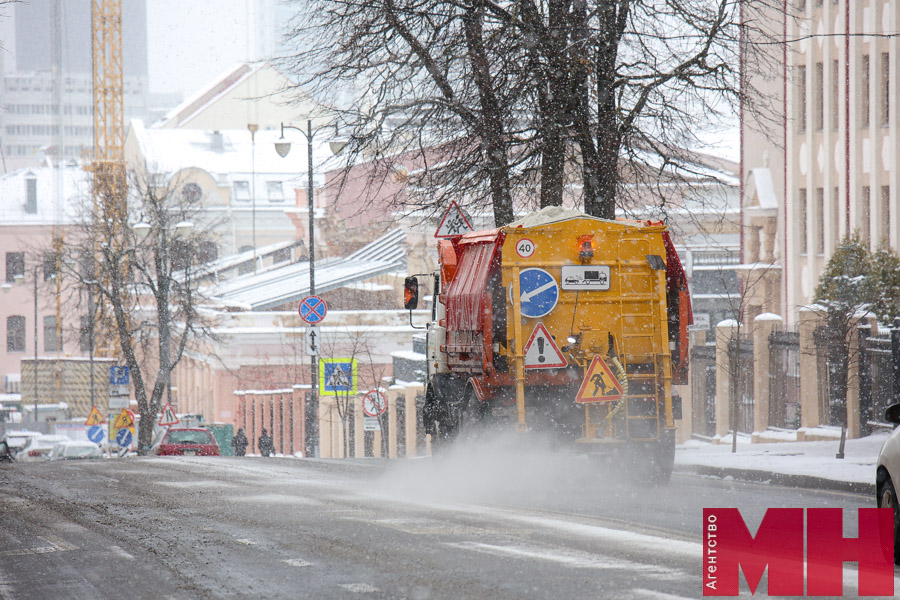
[147,0,265,97]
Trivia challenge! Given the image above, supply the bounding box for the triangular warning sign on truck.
[523,323,567,369]
[158,402,179,426]
[575,356,624,403]
[85,406,106,426]
[434,201,474,238]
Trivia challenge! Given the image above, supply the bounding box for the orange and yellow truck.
[405,208,691,482]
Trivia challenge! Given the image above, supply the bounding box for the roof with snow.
[210,229,407,311]
[0,164,91,225]
[127,120,344,186]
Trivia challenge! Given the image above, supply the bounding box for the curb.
[675,464,875,496]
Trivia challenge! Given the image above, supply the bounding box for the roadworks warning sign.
[575,356,624,403]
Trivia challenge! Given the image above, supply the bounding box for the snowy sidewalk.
[674,429,892,495]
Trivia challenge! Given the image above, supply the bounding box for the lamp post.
[275,120,346,457]
[32,266,38,423]
[275,120,319,457]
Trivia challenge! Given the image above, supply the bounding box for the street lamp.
[275,120,346,457]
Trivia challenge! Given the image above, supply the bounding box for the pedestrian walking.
[258,428,274,457]
[231,428,248,456]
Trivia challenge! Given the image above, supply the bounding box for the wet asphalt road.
[0,447,887,600]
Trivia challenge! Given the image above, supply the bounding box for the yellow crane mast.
[90,0,125,358]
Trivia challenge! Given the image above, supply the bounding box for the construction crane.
[89,0,125,358]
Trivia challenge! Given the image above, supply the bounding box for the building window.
[815,62,824,131]
[272,247,292,264]
[800,188,808,254]
[7,316,25,352]
[266,181,284,202]
[797,65,807,132]
[43,315,61,352]
[862,186,871,245]
[831,60,839,130]
[881,52,890,126]
[197,241,218,264]
[816,188,825,255]
[182,182,202,204]
[5,252,24,283]
[882,186,891,245]
[42,253,56,281]
[862,54,870,128]
[833,187,840,248]
[233,180,250,201]
[25,177,37,214]
[79,315,92,353]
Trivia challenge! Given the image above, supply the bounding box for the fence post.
[858,323,872,436]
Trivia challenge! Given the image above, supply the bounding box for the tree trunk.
[462,5,514,226]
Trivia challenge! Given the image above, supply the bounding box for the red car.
[154,428,219,456]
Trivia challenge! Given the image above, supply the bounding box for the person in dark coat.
[258,428,274,457]
[231,428,248,456]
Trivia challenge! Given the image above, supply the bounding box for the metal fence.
[768,330,801,429]
[728,337,755,433]
[813,326,845,427]
[858,324,899,434]
[690,344,716,436]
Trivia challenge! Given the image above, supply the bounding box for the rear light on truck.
[577,235,595,263]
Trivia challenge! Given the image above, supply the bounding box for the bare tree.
[59,167,222,454]
[281,0,782,224]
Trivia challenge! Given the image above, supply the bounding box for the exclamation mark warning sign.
[523,322,567,369]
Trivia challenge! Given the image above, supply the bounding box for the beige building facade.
[764,0,899,323]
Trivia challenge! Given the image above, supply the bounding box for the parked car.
[154,428,219,456]
[47,441,103,461]
[0,430,43,456]
[875,403,900,563]
[18,434,71,462]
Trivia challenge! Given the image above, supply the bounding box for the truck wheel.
[457,385,488,442]
[648,429,676,485]
[623,430,674,486]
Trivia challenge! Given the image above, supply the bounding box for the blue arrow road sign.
[299,296,328,324]
[116,428,133,448]
[518,268,559,318]
[87,425,105,444]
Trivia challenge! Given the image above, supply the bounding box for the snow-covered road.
[0,446,890,599]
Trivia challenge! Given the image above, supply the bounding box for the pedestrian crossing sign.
[319,358,357,396]
[575,356,624,403]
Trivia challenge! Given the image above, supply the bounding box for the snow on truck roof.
[506,206,661,229]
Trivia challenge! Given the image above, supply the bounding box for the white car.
[17,434,70,462]
[47,441,103,460]
[875,403,900,563]
[0,431,43,456]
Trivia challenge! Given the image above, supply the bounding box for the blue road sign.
[109,365,130,385]
[518,268,559,318]
[319,358,357,396]
[87,425,105,444]
[116,427,133,448]
[299,295,328,324]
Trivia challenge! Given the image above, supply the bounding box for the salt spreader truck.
[404,208,692,482]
